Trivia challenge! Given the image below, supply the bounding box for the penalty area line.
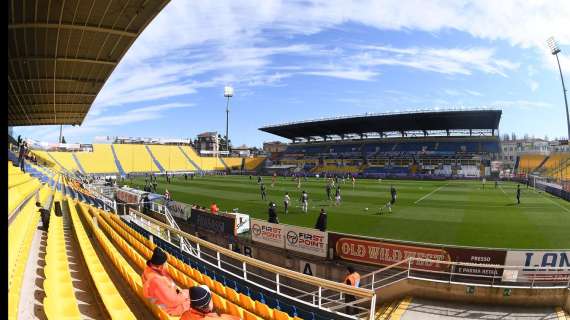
[414,182,449,204]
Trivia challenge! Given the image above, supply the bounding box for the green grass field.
[127,175,570,249]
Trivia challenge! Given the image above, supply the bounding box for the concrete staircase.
[71,153,86,174]
[144,145,164,172]
[110,145,126,176]
[178,146,202,171]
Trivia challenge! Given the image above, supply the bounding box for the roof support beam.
[10,56,117,66]
[15,93,96,97]
[10,78,105,84]
[9,23,137,38]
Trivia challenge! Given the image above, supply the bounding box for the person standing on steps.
[268,202,279,224]
[314,208,327,232]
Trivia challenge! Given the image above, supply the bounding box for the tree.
[511,133,517,141]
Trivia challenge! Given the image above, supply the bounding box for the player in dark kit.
[326,183,332,201]
[516,184,521,204]
[379,185,397,213]
[260,183,267,200]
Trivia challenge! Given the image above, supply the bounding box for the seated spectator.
[210,202,219,214]
[180,285,239,320]
[142,247,190,316]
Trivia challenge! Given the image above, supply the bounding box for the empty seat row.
[68,198,137,319]
[76,203,176,320]
[8,185,51,319]
[43,192,81,319]
[93,208,297,320]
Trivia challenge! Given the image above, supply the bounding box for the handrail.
[127,208,374,298]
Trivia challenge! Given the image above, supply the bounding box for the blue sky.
[15,0,570,147]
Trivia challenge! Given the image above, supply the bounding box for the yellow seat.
[239,293,256,313]
[225,287,240,304]
[274,309,292,320]
[212,293,228,314]
[227,302,244,319]
[202,275,214,289]
[244,310,262,320]
[213,280,226,297]
[43,296,81,319]
[255,302,274,320]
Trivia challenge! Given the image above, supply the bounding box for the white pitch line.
[537,191,570,213]
[414,182,449,204]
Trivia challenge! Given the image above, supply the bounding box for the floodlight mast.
[223,86,234,152]
[547,37,570,141]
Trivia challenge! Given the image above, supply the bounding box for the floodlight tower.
[223,86,234,152]
[547,37,570,141]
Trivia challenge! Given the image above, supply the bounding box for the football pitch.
[128,175,570,249]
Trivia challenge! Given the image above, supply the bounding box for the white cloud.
[492,100,552,109]
[529,80,539,92]
[302,69,378,81]
[465,90,483,96]
[353,46,519,76]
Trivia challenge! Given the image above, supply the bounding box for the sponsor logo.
[286,231,298,245]
[252,223,261,236]
[336,237,450,270]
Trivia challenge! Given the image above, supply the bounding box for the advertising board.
[504,251,570,282]
[189,208,236,236]
[446,247,506,277]
[284,225,327,258]
[334,237,450,271]
[250,219,285,248]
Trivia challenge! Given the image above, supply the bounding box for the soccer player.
[335,186,342,206]
[326,183,332,201]
[271,172,277,188]
[297,176,302,190]
[482,177,486,190]
[260,183,267,200]
[516,184,521,204]
[379,185,397,213]
[495,180,498,189]
[257,176,262,184]
[300,190,309,213]
[352,176,356,191]
[283,192,290,214]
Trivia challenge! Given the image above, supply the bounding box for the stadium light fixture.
[223,86,234,152]
[547,37,570,141]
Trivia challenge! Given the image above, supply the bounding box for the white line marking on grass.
[536,191,570,213]
[414,182,449,204]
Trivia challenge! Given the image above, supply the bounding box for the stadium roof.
[8,0,170,126]
[259,109,502,140]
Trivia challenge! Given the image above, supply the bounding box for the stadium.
[7,1,570,320]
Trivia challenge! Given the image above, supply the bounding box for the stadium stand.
[260,111,501,178]
[113,144,161,173]
[46,151,81,173]
[516,154,547,174]
[74,144,120,174]
[148,145,198,172]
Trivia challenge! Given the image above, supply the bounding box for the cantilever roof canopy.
[259,109,502,140]
[8,0,170,126]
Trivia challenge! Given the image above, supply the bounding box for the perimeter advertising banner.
[334,237,450,271]
[250,219,285,248]
[189,208,236,236]
[250,219,327,257]
[504,251,570,282]
[446,247,506,277]
[329,233,507,273]
[284,225,327,258]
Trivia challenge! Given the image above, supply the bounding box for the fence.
[126,209,376,320]
[358,257,570,291]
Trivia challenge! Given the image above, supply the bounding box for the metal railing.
[126,209,376,320]
[358,257,570,291]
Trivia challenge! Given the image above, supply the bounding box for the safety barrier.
[127,208,377,320]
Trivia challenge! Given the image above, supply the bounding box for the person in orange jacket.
[180,285,239,320]
[210,202,219,214]
[343,266,361,315]
[142,247,190,316]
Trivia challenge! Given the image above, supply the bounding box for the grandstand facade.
[29,142,266,175]
[260,110,501,178]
